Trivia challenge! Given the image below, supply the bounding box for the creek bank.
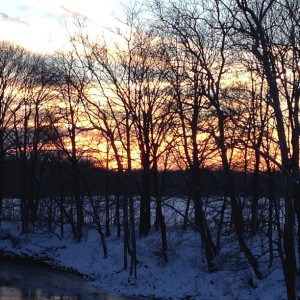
[0,247,88,279]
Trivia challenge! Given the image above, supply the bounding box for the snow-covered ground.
[0,220,289,300]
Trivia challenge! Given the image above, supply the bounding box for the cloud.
[60,5,92,22]
[44,13,59,20]
[18,4,33,11]
[0,12,30,25]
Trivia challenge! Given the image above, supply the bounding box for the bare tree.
[12,52,56,233]
[212,0,300,298]
[0,42,28,222]
[160,35,219,269]
[50,50,91,242]
[152,0,262,277]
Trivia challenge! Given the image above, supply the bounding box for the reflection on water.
[0,287,74,300]
[0,286,81,299]
[0,287,80,299]
[0,260,134,300]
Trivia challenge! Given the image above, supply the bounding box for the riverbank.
[0,247,86,278]
[0,259,132,300]
[0,221,289,299]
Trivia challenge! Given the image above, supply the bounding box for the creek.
[0,260,134,300]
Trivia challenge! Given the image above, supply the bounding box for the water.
[0,260,134,300]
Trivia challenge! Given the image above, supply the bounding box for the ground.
[0,221,290,299]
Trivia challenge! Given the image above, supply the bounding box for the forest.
[0,0,299,299]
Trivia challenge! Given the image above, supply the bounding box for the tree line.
[0,0,299,298]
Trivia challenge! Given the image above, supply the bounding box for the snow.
[0,198,292,300]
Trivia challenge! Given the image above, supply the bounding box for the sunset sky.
[0,0,128,53]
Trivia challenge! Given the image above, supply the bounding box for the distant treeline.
[3,155,281,199]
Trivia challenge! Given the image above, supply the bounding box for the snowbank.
[0,221,289,299]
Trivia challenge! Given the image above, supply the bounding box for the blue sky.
[0,0,127,53]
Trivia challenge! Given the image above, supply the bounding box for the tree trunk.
[71,163,84,243]
[153,161,168,262]
[139,157,151,235]
[250,149,260,235]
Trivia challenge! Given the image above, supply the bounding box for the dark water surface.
[0,260,135,300]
